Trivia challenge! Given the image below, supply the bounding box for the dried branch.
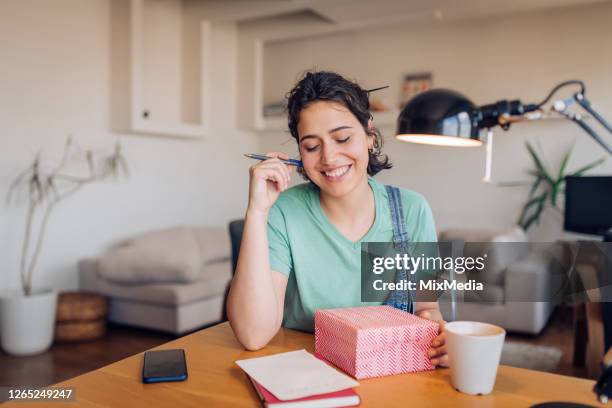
[7,136,128,296]
[20,200,37,295]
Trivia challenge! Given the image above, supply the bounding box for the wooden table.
[4,322,604,407]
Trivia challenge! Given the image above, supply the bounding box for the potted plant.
[518,141,605,231]
[2,137,127,355]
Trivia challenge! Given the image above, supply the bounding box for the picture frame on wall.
[399,72,433,109]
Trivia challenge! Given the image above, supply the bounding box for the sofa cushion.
[438,226,529,286]
[98,227,205,284]
[439,228,500,243]
[192,226,232,265]
[464,283,505,303]
[95,260,232,306]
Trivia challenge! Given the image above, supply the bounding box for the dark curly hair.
[286,71,392,179]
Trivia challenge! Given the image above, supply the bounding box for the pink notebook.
[248,376,360,408]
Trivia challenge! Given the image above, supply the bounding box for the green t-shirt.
[267,177,437,332]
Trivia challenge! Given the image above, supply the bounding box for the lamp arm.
[574,93,612,135]
[561,110,612,155]
[551,92,612,155]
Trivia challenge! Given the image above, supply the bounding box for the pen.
[244,153,303,168]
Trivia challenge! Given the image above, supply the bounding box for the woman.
[227,71,447,366]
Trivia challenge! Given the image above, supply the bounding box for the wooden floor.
[0,323,174,388]
[0,307,585,389]
[506,304,586,378]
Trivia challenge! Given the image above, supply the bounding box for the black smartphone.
[142,349,188,384]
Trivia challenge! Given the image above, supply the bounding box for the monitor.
[564,176,612,236]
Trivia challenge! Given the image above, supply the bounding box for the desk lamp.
[396,80,612,181]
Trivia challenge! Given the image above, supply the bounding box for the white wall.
[141,0,183,123]
[258,1,612,241]
[2,1,611,295]
[0,0,256,293]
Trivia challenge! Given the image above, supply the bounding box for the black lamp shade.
[396,89,483,147]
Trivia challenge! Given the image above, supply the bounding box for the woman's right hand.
[247,152,293,215]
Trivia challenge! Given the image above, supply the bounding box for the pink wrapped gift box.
[314,305,439,379]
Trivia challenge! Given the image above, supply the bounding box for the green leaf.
[557,144,573,180]
[518,192,548,227]
[528,176,543,199]
[521,194,547,231]
[569,157,606,177]
[525,192,548,208]
[517,142,605,232]
[525,141,554,184]
[551,179,564,207]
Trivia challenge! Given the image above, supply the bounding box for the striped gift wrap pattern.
[314,306,439,379]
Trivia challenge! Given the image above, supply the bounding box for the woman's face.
[297,100,373,198]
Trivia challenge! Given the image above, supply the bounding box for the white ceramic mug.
[445,321,506,395]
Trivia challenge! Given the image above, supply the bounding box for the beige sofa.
[79,226,232,335]
[437,227,567,334]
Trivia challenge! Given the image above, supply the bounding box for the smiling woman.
[287,72,392,188]
[294,100,375,199]
[226,71,448,366]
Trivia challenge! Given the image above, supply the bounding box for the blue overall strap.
[383,185,415,314]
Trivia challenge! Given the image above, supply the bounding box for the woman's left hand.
[416,310,449,367]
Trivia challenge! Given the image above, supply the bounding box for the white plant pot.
[1,290,58,356]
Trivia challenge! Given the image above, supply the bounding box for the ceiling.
[199,0,609,24]
[190,0,612,41]
[191,0,611,41]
